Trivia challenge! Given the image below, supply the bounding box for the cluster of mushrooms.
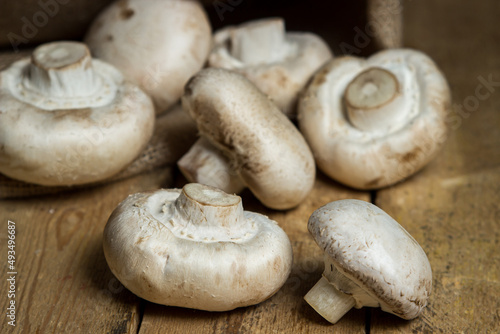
[0,0,451,325]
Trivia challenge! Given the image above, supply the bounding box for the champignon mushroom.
[85,0,212,113]
[209,17,332,117]
[304,199,432,323]
[0,41,155,186]
[103,183,293,311]
[177,68,316,210]
[298,49,450,189]
[178,137,246,195]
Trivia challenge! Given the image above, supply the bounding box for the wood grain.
[0,170,172,333]
[370,0,500,332]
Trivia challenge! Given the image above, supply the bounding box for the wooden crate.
[0,0,401,54]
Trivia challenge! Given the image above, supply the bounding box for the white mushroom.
[178,137,245,195]
[103,183,293,311]
[298,49,450,189]
[177,68,316,210]
[209,17,332,117]
[0,41,155,186]
[304,199,432,323]
[85,0,212,113]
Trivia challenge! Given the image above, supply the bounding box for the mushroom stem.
[174,183,247,233]
[230,18,287,65]
[25,42,99,98]
[344,67,406,132]
[304,276,356,324]
[178,138,246,195]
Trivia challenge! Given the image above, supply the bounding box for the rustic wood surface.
[371,1,500,333]
[1,0,499,333]
[1,170,173,334]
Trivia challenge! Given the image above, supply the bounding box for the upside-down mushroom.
[103,183,293,311]
[0,41,154,186]
[298,49,450,189]
[209,17,332,117]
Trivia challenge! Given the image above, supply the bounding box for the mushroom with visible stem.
[177,68,316,210]
[209,17,333,118]
[178,137,245,195]
[298,49,451,189]
[0,41,155,186]
[85,0,212,113]
[344,67,407,132]
[103,183,293,311]
[304,199,432,323]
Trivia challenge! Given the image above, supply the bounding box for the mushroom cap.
[209,17,332,117]
[85,0,212,112]
[308,199,432,319]
[182,68,316,210]
[0,42,155,186]
[103,183,293,311]
[298,49,450,189]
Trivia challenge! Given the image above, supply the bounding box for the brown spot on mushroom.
[240,159,268,176]
[258,68,291,90]
[399,147,422,164]
[52,108,93,123]
[135,236,150,245]
[120,8,135,20]
[106,35,114,42]
[273,257,282,273]
[117,0,135,20]
[313,67,329,86]
[141,274,153,291]
[365,177,382,188]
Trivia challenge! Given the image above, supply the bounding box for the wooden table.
[1,0,499,332]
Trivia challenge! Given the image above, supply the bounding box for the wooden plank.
[0,170,172,333]
[138,173,371,333]
[371,0,500,332]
